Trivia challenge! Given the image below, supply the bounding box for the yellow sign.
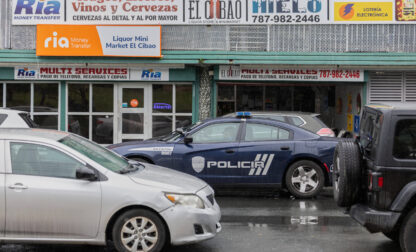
[347,114,354,132]
[334,2,393,21]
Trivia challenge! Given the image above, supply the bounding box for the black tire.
[383,230,399,242]
[400,208,416,252]
[131,157,149,163]
[285,160,325,199]
[332,140,361,207]
[112,209,166,252]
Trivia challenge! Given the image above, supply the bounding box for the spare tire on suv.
[333,140,362,207]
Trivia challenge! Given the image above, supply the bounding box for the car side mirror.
[184,136,193,145]
[76,165,98,181]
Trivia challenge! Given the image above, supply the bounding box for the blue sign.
[122,103,128,108]
[354,115,360,133]
[153,103,172,110]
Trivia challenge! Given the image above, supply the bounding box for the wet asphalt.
[0,189,401,252]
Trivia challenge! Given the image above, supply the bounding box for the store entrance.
[118,84,151,142]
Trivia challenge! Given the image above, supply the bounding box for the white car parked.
[0,129,221,252]
[0,108,37,128]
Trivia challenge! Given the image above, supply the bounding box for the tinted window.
[192,123,240,143]
[10,142,81,179]
[68,84,89,112]
[359,111,383,160]
[245,123,290,141]
[7,84,30,110]
[34,84,58,112]
[0,114,7,125]
[176,85,192,113]
[393,119,416,159]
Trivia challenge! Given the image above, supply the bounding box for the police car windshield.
[158,122,201,142]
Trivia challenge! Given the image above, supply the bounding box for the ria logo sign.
[44,32,69,48]
[14,0,61,15]
[141,69,162,80]
[191,154,275,176]
[15,67,37,79]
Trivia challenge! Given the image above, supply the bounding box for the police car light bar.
[236,112,252,118]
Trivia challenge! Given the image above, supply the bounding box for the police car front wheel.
[285,160,324,199]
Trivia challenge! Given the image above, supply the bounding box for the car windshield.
[157,122,202,142]
[59,134,130,173]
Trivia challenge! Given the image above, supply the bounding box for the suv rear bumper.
[350,204,401,233]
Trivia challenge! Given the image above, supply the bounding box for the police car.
[108,112,339,198]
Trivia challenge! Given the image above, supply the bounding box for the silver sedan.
[0,129,221,252]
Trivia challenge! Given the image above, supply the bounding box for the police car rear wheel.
[285,160,324,199]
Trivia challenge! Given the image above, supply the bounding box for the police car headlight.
[165,193,205,209]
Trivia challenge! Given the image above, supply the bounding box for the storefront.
[214,66,366,132]
[0,66,196,144]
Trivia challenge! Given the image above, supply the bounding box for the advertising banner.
[219,65,364,82]
[36,25,161,57]
[12,0,416,25]
[14,67,169,81]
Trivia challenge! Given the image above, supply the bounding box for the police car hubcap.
[291,166,319,193]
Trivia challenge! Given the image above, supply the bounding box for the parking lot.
[0,189,400,252]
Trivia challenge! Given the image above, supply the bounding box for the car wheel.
[131,157,149,163]
[400,208,416,252]
[112,209,166,252]
[332,140,361,207]
[383,230,399,242]
[285,160,324,199]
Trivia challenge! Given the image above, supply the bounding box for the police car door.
[237,122,294,184]
[172,122,242,184]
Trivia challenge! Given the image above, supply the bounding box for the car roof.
[0,128,69,141]
[223,111,320,117]
[0,108,27,114]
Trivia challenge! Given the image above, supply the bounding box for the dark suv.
[333,103,416,252]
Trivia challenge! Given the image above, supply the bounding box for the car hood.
[128,163,207,194]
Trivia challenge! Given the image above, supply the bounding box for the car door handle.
[8,183,28,190]
[280,147,290,151]
[225,149,235,154]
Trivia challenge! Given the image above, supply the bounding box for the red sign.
[130,99,139,108]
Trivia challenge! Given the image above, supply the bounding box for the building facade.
[1,0,416,143]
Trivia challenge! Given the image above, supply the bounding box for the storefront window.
[122,114,143,134]
[265,86,292,111]
[4,83,59,129]
[294,87,315,112]
[6,83,30,111]
[151,84,193,138]
[153,85,172,113]
[68,115,89,139]
[153,116,172,137]
[93,84,114,112]
[34,115,58,130]
[217,85,235,116]
[34,84,58,112]
[237,86,263,111]
[68,84,89,112]
[68,83,114,144]
[176,85,192,113]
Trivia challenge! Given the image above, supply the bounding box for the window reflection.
[153,116,172,137]
[68,84,89,112]
[0,84,3,107]
[93,84,113,112]
[68,115,89,138]
[34,84,58,112]
[93,115,113,144]
[176,85,192,113]
[33,115,58,130]
[122,113,144,134]
[6,83,30,111]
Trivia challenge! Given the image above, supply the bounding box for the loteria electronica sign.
[36,25,161,57]
[219,66,364,82]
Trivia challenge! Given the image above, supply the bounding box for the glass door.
[118,84,151,142]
